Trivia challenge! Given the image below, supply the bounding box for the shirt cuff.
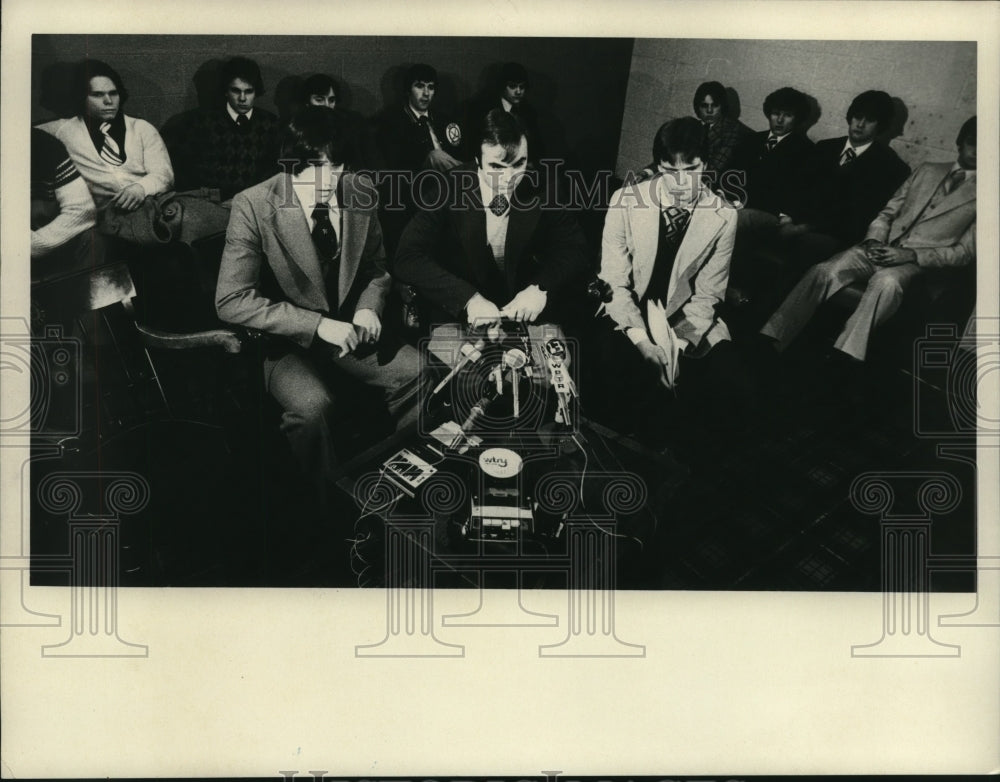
[626,327,650,345]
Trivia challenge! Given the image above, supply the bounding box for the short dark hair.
[302,73,339,103]
[500,62,529,87]
[957,116,976,146]
[405,63,437,87]
[846,90,894,132]
[762,87,809,124]
[281,105,348,174]
[479,108,527,162]
[74,59,128,116]
[652,116,706,164]
[221,56,265,95]
[692,81,728,115]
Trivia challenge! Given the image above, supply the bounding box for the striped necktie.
[765,135,778,152]
[99,122,124,166]
[840,147,857,166]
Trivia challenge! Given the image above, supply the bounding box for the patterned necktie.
[99,122,124,166]
[662,205,691,243]
[840,147,857,166]
[942,169,966,196]
[489,194,510,217]
[311,203,338,260]
[765,135,778,152]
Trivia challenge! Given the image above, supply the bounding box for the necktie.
[942,169,966,196]
[766,135,778,152]
[489,194,509,217]
[99,122,124,166]
[840,147,857,166]
[235,114,249,129]
[662,205,690,243]
[311,203,338,260]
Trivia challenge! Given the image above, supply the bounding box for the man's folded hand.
[317,317,359,357]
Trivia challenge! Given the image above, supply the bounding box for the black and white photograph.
[2,0,998,778]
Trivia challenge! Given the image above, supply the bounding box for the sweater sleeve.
[31,176,96,257]
[131,119,174,197]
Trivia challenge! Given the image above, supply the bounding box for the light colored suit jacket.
[865,161,976,268]
[216,172,390,349]
[599,179,736,356]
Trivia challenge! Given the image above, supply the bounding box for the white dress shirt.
[478,169,511,265]
[226,104,254,123]
[292,181,341,248]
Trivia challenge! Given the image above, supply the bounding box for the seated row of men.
[32,57,536,254]
[30,56,977,512]
[211,102,974,505]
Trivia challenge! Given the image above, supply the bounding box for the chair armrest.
[135,322,246,354]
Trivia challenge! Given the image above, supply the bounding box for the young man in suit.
[216,106,423,507]
[760,116,977,362]
[595,117,747,438]
[728,86,817,300]
[373,63,465,255]
[392,108,589,360]
[733,86,817,222]
[163,56,281,200]
[779,90,911,268]
[375,63,464,173]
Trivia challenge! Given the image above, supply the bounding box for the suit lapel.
[337,175,366,309]
[932,172,976,213]
[455,186,489,284]
[504,199,540,289]
[265,176,329,311]
[629,193,661,295]
[665,197,725,317]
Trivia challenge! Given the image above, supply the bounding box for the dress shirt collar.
[226,104,254,123]
[950,161,976,180]
[406,105,430,122]
[841,139,873,158]
[478,168,513,215]
[501,97,514,113]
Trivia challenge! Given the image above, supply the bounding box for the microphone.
[432,337,486,396]
[460,394,493,432]
[449,392,496,450]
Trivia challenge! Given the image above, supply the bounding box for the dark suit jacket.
[733,130,817,218]
[373,104,464,174]
[392,165,589,326]
[216,171,390,350]
[802,136,911,246]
